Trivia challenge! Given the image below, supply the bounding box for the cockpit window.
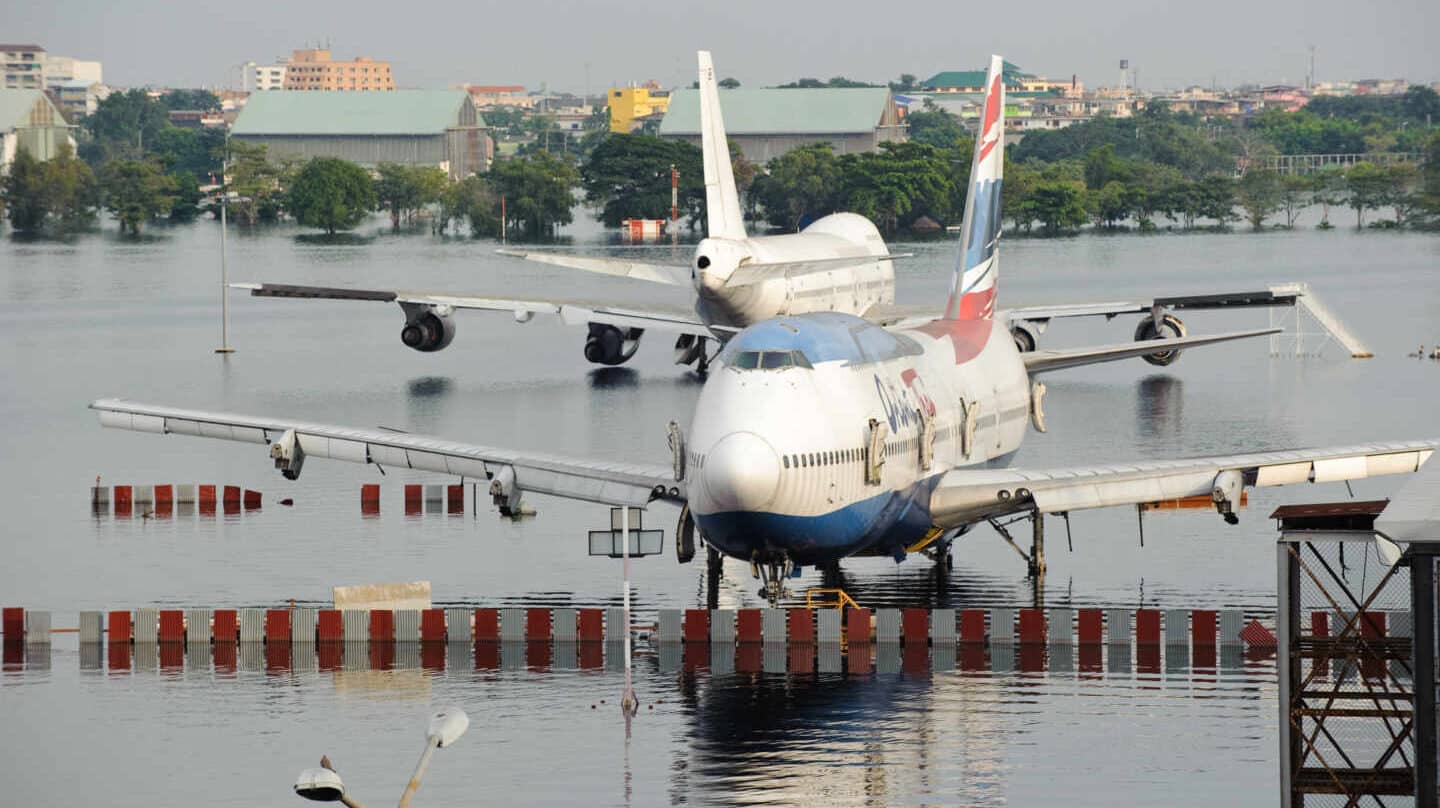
[731,350,812,371]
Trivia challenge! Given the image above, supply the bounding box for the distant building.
[231,90,488,179]
[609,84,670,133]
[659,87,905,163]
[283,49,394,91]
[52,79,110,118]
[922,61,1079,96]
[0,89,75,170]
[242,61,288,92]
[167,109,226,129]
[1,44,46,91]
[42,55,102,88]
[464,85,533,109]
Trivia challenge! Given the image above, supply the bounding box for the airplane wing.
[235,283,721,339]
[494,248,692,286]
[1005,289,1303,324]
[930,440,1436,528]
[1022,327,1280,374]
[89,399,685,509]
[726,253,914,288]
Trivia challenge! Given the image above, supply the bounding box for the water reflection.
[407,376,453,399]
[1136,374,1184,438]
[588,367,640,389]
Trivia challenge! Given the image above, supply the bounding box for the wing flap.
[90,399,682,508]
[1022,327,1280,374]
[929,441,1436,528]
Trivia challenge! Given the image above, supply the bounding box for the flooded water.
[2,216,1438,806]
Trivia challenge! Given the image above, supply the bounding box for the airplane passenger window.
[783,455,790,469]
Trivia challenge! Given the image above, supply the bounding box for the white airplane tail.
[697,50,746,241]
[944,54,1005,321]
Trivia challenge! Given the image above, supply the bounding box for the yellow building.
[608,84,669,133]
[283,49,394,91]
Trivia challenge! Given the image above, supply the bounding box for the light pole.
[293,707,468,808]
[215,134,235,354]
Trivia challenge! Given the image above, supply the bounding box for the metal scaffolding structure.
[1275,500,1438,808]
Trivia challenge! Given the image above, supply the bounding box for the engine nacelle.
[400,305,456,353]
[584,323,643,366]
[1133,313,1187,366]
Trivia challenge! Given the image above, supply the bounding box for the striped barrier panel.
[552,608,577,642]
[606,608,626,642]
[1107,609,1132,644]
[683,609,709,643]
[476,609,500,641]
[991,608,1015,644]
[930,608,956,646]
[815,609,840,644]
[847,608,872,643]
[499,608,525,641]
[446,608,472,642]
[318,610,343,641]
[1048,609,1072,646]
[736,609,761,643]
[2,607,23,637]
[24,611,50,644]
[292,609,316,644]
[657,609,681,642]
[578,609,603,641]
[341,610,368,642]
[789,609,815,643]
[186,609,212,644]
[1018,609,1045,644]
[134,608,159,644]
[526,608,551,641]
[158,610,184,642]
[876,609,901,643]
[710,610,735,644]
[80,611,103,643]
[421,609,447,642]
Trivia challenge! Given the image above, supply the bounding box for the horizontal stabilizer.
[726,253,912,287]
[496,249,691,286]
[1023,327,1280,374]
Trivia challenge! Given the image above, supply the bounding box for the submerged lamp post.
[215,134,235,355]
[293,707,469,808]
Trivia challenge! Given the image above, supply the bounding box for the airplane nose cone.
[702,432,780,512]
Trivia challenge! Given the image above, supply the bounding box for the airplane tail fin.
[944,54,1005,321]
[697,50,746,241]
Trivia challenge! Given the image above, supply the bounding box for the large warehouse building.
[231,90,489,179]
[658,87,905,163]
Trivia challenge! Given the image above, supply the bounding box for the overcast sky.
[10,0,1438,93]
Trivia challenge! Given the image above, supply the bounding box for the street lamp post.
[215,135,235,355]
[293,707,468,808]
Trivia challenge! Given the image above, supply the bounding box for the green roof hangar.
[231,90,490,179]
[658,87,906,163]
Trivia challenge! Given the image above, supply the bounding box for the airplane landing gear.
[753,558,792,606]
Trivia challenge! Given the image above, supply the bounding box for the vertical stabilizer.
[697,50,746,240]
[944,54,1006,320]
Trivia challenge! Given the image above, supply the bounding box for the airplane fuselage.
[692,213,895,331]
[686,311,1030,567]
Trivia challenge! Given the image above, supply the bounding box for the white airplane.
[93,56,1434,603]
[233,50,1267,375]
[237,51,904,372]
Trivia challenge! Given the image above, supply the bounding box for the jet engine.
[1133,313,1187,366]
[1011,324,1038,353]
[400,305,456,352]
[584,323,643,366]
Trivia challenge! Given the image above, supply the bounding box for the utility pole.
[215,134,235,354]
[670,164,678,224]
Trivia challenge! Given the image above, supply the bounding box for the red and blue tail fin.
[943,54,1005,321]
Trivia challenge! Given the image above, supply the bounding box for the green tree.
[161,89,221,111]
[1235,169,1284,230]
[225,141,284,224]
[580,133,703,227]
[1277,174,1311,229]
[1029,178,1087,235]
[1,145,98,234]
[751,143,842,231]
[834,142,952,233]
[1309,168,1347,228]
[286,158,377,235]
[81,89,172,165]
[489,151,580,239]
[718,77,741,89]
[375,163,448,229]
[1,148,50,232]
[102,159,178,235]
[439,174,500,237]
[1193,175,1238,228]
[1083,143,1131,190]
[1380,163,1420,227]
[889,74,918,93]
[906,103,967,150]
[1001,157,1040,233]
[1344,162,1388,228]
[1087,180,1138,229]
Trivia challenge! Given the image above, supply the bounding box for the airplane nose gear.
[754,558,793,606]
